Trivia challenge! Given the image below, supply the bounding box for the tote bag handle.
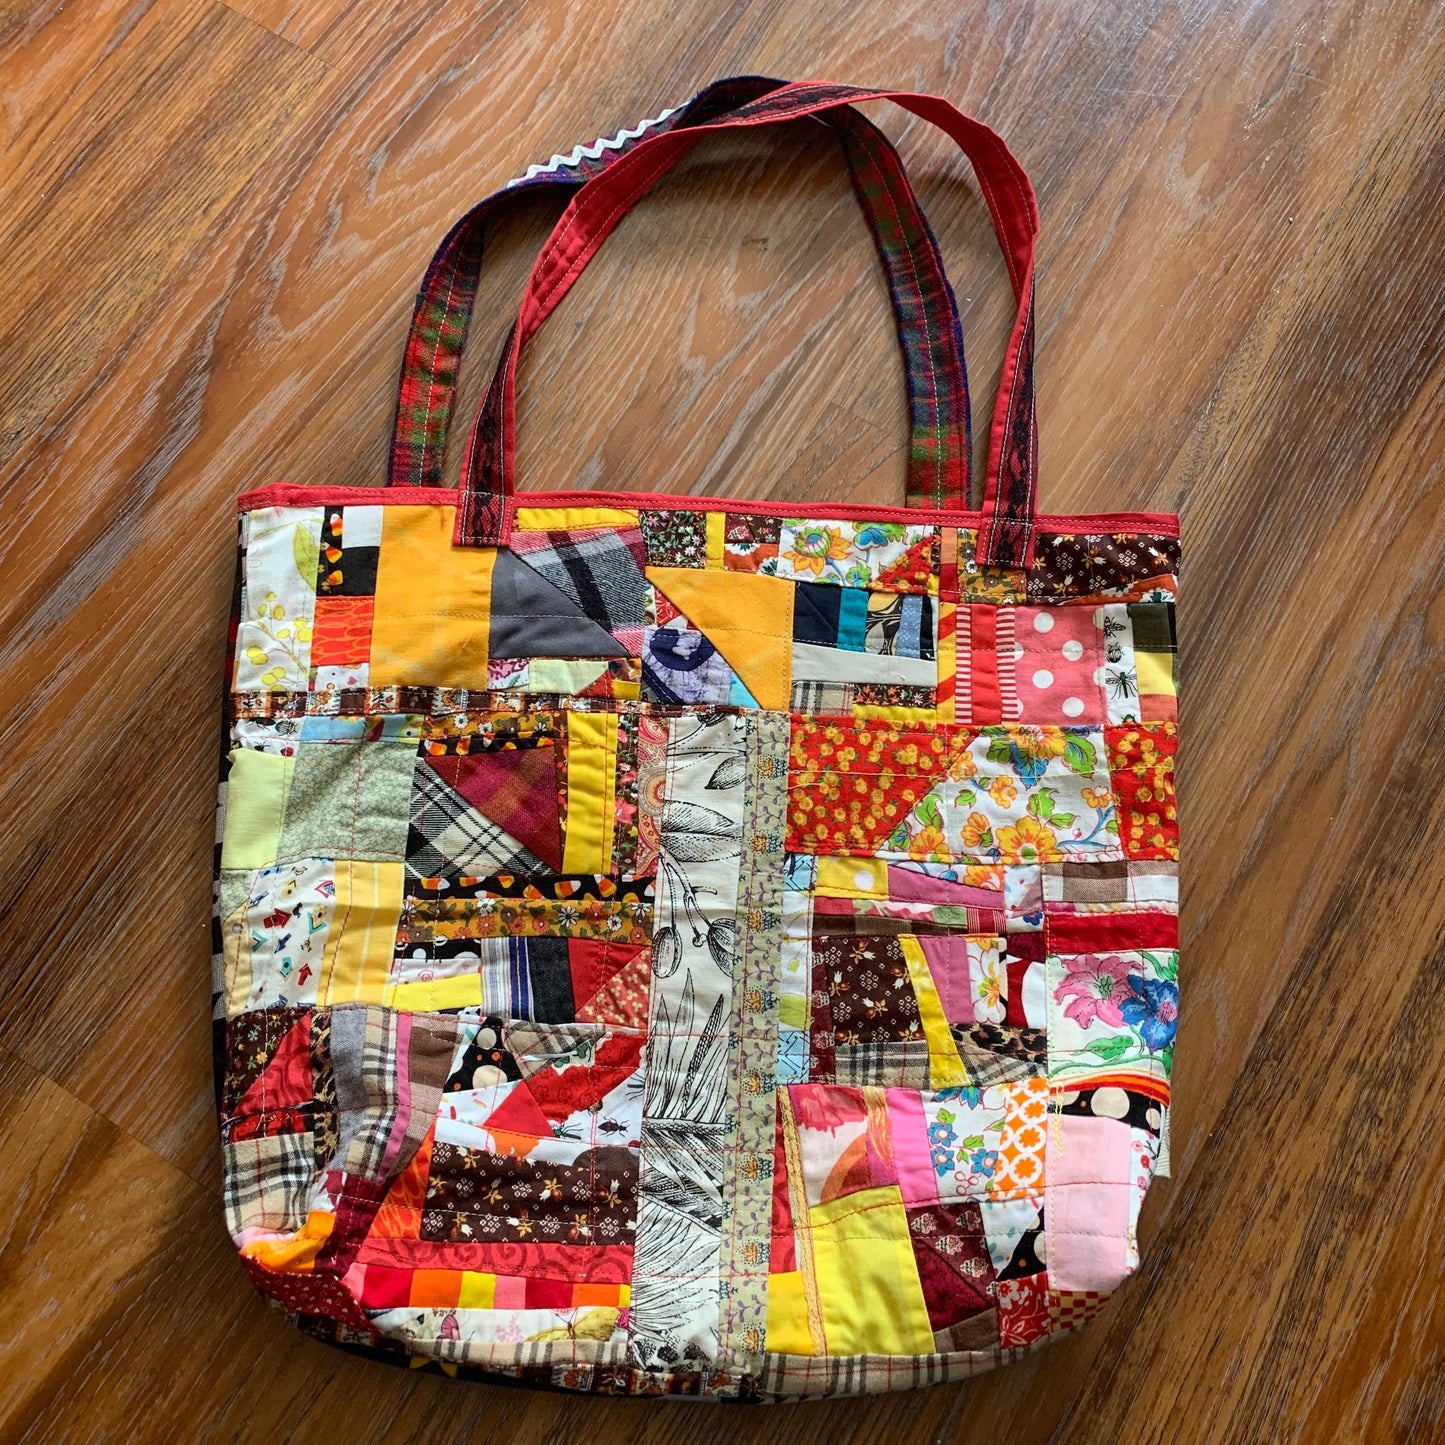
[456,81,1040,568]
[387,76,973,510]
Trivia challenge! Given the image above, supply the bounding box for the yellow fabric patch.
[1136,649,1176,697]
[647,567,795,713]
[384,974,483,1013]
[240,1210,333,1272]
[704,510,726,569]
[514,506,639,532]
[528,658,610,694]
[459,1272,496,1308]
[807,1185,935,1356]
[898,934,969,1086]
[778,992,809,1030]
[562,712,616,874]
[370,506,496,688]
[815,856,887,898]
[221,748,295,870]
[220,884,253,1017]
[765,1271,815,1356]
[852,705,939,725]
[319,861,404,1005]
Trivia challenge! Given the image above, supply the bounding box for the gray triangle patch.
[490,548,628,658]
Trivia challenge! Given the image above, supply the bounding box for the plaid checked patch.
[406,757,550,881]
[789,680,854,714]
[508,526,648,632]
[753,1348,1001,1398]
[331,1007,458,1184]
[223,1131,314,1237]
[333,1006,402,1180]
[835,1039,932,1087]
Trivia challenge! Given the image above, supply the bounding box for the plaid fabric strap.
[387,75,971,509]
[459,82,1039,568]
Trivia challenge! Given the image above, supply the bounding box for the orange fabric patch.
[1106,722,1179,860]
[311,595,374,666]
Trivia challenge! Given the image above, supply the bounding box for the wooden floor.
[2,1,1443,1440]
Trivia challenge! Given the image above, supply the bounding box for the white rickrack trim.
[507,105,681,186]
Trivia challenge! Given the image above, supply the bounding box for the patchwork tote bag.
[213,77,1181,1400]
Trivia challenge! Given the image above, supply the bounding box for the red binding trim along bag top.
[213,77,1180,1401]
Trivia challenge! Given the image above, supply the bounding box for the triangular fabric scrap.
[646,566,795,712]
[568,939,650,1027]
[233,1012,314,1117]
[408,757,552,879]
[481,1078,554,1158]
[490,548,628,659]
[507,527,648,633]
[424,745,563,874]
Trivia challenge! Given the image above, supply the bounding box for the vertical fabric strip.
[628,715,748,1368]
[716,714,788,1371]
[995,602,1020,721]
[562,712,612,874]
[936,600,957,724]
[968,603,1003,725]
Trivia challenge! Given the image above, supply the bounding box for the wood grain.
[2,1,1443,1439]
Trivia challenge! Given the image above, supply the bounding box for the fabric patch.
[227,858,334,1016]
[906,1202,997,1331]
[787,720,1119,865]
[316,504,382,597]
[278,740,415,863]
[723,513,782,573]
[235,506,321,692]
[1010,606,1106,724]
[715,712,789,1372]
[865,591,935,658]
[489,548,629,660]
[370,506,497,689]
[317,862,405,1006]
[1046,1112,1133,1294]
[508,526,647,633]
[791,642,936,689]
[1129,601,1177,722]
[1048,949,1178,1091]
[639,509,707,568]
[807,1185,936,1355]
[958,528,1027,605]
[222,748,296,870]
[407,753,553,881]
[420,741,563,874]
[772,519,937,594]
[562,712,617,875]
[1027,533,1179,602]
[995,1270,1050,1346]
[311,596,375,669]
[224,1130,315,1237]
[628,714,748,1367]
[641,618,736,706]
[647,567,795,712]
[1106,723,1179,861]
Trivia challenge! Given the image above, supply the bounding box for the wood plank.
[219,0,354,51]
[0,2,329,469]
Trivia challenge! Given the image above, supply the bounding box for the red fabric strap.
[387,76,973,509]
[456,81,1040,566]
